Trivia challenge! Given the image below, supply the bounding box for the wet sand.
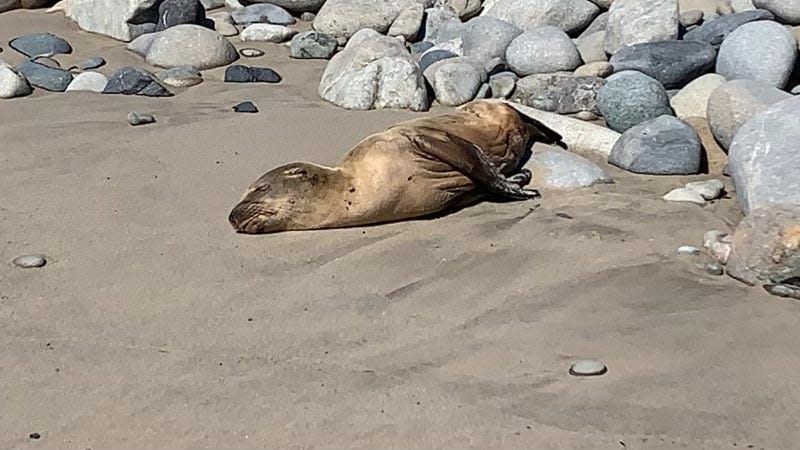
[1,9,799,449]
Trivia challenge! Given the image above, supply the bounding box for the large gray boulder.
[142,25,238,69]
[608,40,716,89]
[715,20,797,89]
[482,0,600,34]
[319,29,428,110]
[426,59,484,106]
[66,0,160,42]
[505,27,582,76]
[459,16,522,63]
[706,79,792,150]
[604,0,679,54]
[729,96,800,214]
[683,9,775,48]
[753,0,800,25]
[313,0,426,43]
[608,115,701,175]
[597,70,673,133]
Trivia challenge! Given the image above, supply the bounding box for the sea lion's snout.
[228,201,279,234]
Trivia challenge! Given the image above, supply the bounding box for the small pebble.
[13,255,46,268]
[677,245,700,255]
[300,12,315,21]
[233,101,258,113]
[29,433,41,440]
[574,111,598,121]
[685,179,724,200]
[569,360,607,377]
[240,48,265,58]
[663,187,706,205]
[127,112,156,126]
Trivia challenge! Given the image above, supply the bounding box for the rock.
[13,255,46,268]
[686,179,724,199]
[729,96,800,214]
[0,65,32,99]
[422,7,460,43]
[669,73,725,119]
[683,117,727,175]
[664,187,707,203]
[410,41,435,56]
[290,31,338,59]
[683,10,774,48]
[677,245,701,254]
[387,3,424,41]
[512,73,604,114]
[704,229,730,249]
[0,0,20,12]
[575,32,608,63]
[457,17,522,64]
[103,67,173,97]
[569,360,607,376]
[318,29,428,111]
[528,148,613,190]
[14,60,72,91]
[609,40,716,89]
[574,61,613,77]
[9,32,72,57]
[609,115,701,174]
[753,0,800,25]
[589,0,613,8]
[680,9,704,26]
[729,0,757,13]
[706,79,792,150]
[419,49,458,72]
[240,48,265,57]
[716,21,797,89]
[427,60,483,106]
[30,56,61,69]
[249,0,325,13]
[145,25,239,69]
[231,4,296,25]
[574,111,598,121]
[597,71,673,133]
[209,11,239,36]
[233,100,258,112]
[76,56,106,70]
[127,33,160,57]
[65,71,108,92]
[488,72,516,98]
[155,0,207,31]
[425,38,464,57]
[475,82,491,99]
[128,112,156,126]
[604,0,679,54]
[240,24,297,42]
[726,204,800,297]
[66,0,161,42]
[505,27,582,76]
[483,0,600,35]
[224,65,282,82]
[484,57,508,76]
[156,65,203,87]
[313,0,424,42]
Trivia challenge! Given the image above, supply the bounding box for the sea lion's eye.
[283,167,308,177]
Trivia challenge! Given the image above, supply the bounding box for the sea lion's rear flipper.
[400,127,540,201]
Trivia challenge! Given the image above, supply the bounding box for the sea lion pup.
[228,99,565,234]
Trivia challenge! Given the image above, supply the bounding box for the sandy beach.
[2,9,799,449]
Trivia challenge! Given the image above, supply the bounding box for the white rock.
[677,245,700,254]
[240,24,297,42]
[13,254,47,268]
[66,0,159,42]
[145,24,239,70]
[605,0,679,54]
[663,187,706,204]
[569,359,607,376]
[65,71,108,92]
[685,179,724,200]
[669,73,725,119]
[0,65,33,99]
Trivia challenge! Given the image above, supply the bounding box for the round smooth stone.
[13,254,47,268]
[677,245,701,255]
[569,360,607,377]
[240,47,265,57]
[128,112,156,126]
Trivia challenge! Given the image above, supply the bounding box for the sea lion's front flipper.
[400,127,540,201]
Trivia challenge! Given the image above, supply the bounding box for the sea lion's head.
[229,162,334,234]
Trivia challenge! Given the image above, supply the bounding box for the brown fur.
[228,100,563,234]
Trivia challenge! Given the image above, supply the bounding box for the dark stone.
[77,56,106,70]
[410,41,434,57]
[419,50,458,73]
[609,115,701,175]
[224,65,281,83]
[597,70,673,133]
[233,101,258,113]
[103,67,173,97]
[512,73,605,115]
[155,0,209,31]
[289,31,337,59]
[15,60,72,91]
[231,4,296,25]
[9,32,72,57]
[609,40,716,89]
[683,10,775,48]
